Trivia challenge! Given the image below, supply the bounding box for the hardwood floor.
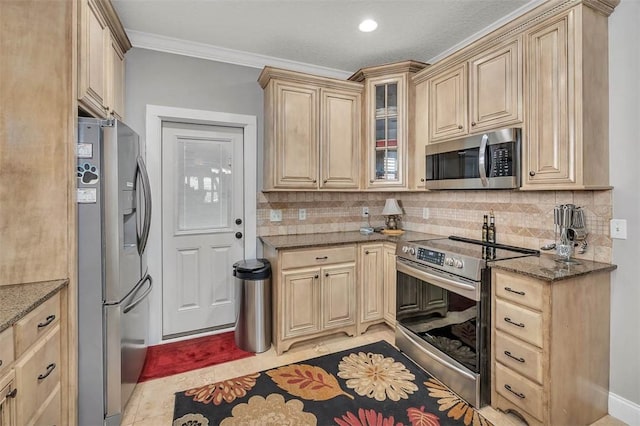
[121,325,627,426]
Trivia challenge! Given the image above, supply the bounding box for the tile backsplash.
[257,190,613,263]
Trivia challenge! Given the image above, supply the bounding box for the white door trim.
[145,104,257,345]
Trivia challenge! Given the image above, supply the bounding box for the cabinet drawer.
[28,384,60,426]
[495,363,543,422]
[15,325,60,426]
[495,271,544,311]
[14,293,60,358]
[495,330,543,383]
[495,299,543,347]
[281,245,356,269]
[0,328,14,376]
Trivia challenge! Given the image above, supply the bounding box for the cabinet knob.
[458,125,463,129]
[420,178,425,182]
[314,274,319,279]
[325,272,329,277]
[529,171,536,177]
[312,179,317,183]
[365,250,370,254]
[323,179,328,183]
[471,122,476,126]
[369,179,374,183]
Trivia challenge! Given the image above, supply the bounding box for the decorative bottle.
[482,215,488,242]
[488,210,496,243]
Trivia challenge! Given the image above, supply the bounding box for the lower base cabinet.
[266,244,357,354]
[491,269,611,425]
[359,242,398,333]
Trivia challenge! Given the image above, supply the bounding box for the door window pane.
[177,138,232,231]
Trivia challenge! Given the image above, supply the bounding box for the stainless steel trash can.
[233,259,271,353]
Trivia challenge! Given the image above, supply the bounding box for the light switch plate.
[610,219,627,239]
[298,209,306,220]
[362,207,369,217]
[270,209,282,222]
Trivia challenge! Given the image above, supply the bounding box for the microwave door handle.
[478,133,489,187]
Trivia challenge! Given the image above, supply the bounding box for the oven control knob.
[409,247,416,255]
[445,257,454,266]
[402,246,409,253]
[454,259,464,268]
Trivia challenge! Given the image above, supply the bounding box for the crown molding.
[126,30,353,79]
[427,0,548,64]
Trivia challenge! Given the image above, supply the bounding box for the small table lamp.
[382,198,403,230]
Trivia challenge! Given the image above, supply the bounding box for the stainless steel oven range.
[395,236,538,407]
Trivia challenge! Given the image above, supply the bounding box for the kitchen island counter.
[0,279,68,332]
[490,254,616,282]
[260,230,444,250]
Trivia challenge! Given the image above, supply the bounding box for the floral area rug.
[173,340,492,426]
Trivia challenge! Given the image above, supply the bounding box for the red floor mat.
[138,331,254,382]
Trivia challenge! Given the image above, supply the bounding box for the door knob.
[235,218,242,225]
[235,232,243,239]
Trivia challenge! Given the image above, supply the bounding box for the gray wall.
[609,0,640,408]
[123,48,263,156]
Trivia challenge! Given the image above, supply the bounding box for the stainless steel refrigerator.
[77,117,152,426]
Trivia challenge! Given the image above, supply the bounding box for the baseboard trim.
[609,392,640,425]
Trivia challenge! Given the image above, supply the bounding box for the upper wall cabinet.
[259,67,363,191]
[349,61,428,190]
[417,38,523,144]
[522,4,612,190]
[78,0,131,120]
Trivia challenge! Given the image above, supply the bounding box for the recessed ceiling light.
[359,19,378,33]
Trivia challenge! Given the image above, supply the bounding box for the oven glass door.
[396,268,480,373]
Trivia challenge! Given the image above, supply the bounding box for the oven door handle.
[397,260,480,301]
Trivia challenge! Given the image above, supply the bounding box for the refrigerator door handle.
[105,271,148,306]
[136,156,152,255]
[123,273,152,314]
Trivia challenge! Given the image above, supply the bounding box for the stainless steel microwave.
[425,128,521,190]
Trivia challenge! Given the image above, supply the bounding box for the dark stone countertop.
[0,279,68,333]
[489,254,617,282]
[259,230,445,250]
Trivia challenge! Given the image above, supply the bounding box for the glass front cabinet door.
[350,61,427,190]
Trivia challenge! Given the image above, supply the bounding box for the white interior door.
[162,121,244,337]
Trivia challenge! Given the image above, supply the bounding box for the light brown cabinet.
[259,67,362,191]
[382,244,397,326]
[0,293,62,426]
[491,269,610,425]
[78,0,131,119]
[350,61,427,190]
[358,242,398,333]
[0,371,16,426]
[266,245,357,354]
[522,5,610,189]
[422,38,522,144]
[358,244,385,330]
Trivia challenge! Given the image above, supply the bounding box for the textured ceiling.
[112,0,536,73]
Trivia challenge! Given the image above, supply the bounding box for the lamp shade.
[382,198,402,215]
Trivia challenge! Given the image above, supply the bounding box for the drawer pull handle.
[6,388,17,399]
[315,256,328,261]
[504,351,525,363]
[504,317,525,328]
[504,287,525,296]
[504,384,526,399]
[37,314,56,328]
[37,363,56,381]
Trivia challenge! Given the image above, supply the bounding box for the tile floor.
[122,325,627,426]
